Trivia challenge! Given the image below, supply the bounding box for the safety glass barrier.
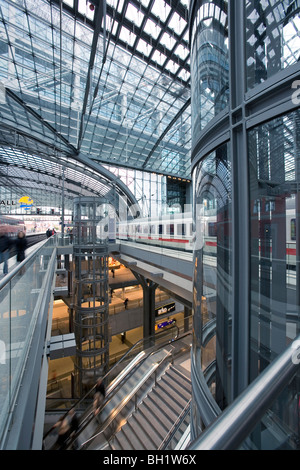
[0,236,56,442]
[188,336,300,450]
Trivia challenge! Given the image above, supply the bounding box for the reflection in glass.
[193,142,232,410]
[190,0,229,138]
[248,109,300,449]
[246,0,300,90]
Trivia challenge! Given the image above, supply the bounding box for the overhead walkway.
[110,240,193,308]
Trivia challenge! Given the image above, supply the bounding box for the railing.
[188,336,300,450]
[43,327,191,449]
[158,398,191,450]
[0,236,57,447]
[77,331,192,450]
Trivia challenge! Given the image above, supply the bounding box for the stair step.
[163,368,191,393]
[128,414,158,449]
[113,426,136,450]
[144,393,177,429]
[167,366,191,385]
[159,376,191,404]
[152,383,188,415]
[138,402,170,444]
[115,421,146,450]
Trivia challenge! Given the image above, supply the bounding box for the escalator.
[43,328,192,451]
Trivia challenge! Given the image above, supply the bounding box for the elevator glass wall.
[190,0,300,449]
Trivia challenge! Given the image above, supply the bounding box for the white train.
[117,213,195,251]
[116,208,298,267]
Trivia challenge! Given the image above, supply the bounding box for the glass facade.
[193,143,232,409]
[190,0,229,139]
[190,0,300,449]
[249,111,300,376]
[246,0,300,90]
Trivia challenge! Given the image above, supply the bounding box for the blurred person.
[0,227,11,275]
[93,377,106,416]
[15,231,27,263]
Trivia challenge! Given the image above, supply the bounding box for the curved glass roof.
[0,144,139,210]
[0,0,191,193]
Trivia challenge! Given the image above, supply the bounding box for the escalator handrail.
[77,333,192,450]
[43,322,182,441]
[69,331,192,448]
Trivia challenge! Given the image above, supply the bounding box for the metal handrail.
[188,336,300,450]
[78,348,174,450]
[77,332,192,450]
[158,398,191,450]
[0,235,53,291]
[42,322,182,442]
[70,331,192,449]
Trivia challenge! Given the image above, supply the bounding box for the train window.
[143,225,148,233]
[291,218,296,241]
[166,224,174,235]
[208,222,217,237]
[159,224,164,235]
[150,225,156,234]
[177,224,186,236]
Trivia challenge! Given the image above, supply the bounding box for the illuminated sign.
[155,301,176,317]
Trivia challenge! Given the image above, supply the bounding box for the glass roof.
[0,0,191,187]
[0,144,137,210]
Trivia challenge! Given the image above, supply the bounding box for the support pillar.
[132,272,158,347]
[184,306,191,332]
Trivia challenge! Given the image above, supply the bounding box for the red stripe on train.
[137,236,189,244]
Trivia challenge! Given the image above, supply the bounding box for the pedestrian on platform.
[124,298,129,309]
[15,231,27,263]
[0,227,11,275]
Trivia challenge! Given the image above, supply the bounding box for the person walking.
[15,231,27,263]
[0,228,11,275]
[93,377,106,416]
[124,298,129,309]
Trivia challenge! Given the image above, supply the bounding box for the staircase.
[109,364,191,451]
[43,337,192,451]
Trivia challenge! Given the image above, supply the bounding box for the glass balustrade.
[0,236,56,441]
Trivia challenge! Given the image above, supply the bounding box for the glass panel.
[246,0,300,90]
[190,0,229,136]
[238,374,300,450]
[0,282,11,431]
[248,109,300,446]
[0,236,56,440]
[0,0,191,179]
[193,142,232,410]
